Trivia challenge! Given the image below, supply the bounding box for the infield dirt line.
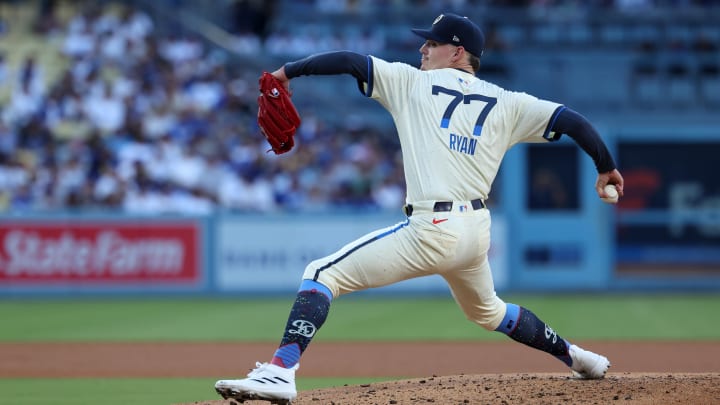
[1,341,718,378]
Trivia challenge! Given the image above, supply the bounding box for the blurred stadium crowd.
[0,0,718,215]
[0,0,408,214]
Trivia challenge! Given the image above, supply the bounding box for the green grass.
[0,294,718,341]
[0,377,390,405]
[0,294,718,405]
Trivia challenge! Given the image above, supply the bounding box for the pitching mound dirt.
[3,341,717,404]
[182,373,719,405]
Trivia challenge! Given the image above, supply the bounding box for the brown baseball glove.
[257,72,301,155]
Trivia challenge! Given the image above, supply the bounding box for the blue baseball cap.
[411,13,485,57]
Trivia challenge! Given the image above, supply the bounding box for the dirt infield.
[223,373,719,405]
[2,341,718,404]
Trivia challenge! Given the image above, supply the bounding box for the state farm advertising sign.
[0,221,200,284]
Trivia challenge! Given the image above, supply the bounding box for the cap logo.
[452,35,460,42]
[433,14,443,25]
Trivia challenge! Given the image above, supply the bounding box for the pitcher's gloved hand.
[257,72,301,155]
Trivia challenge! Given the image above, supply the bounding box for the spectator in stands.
[83,80,126,134]
[17,115,52,150]
[93,163,124,206]
[0,121,16,157]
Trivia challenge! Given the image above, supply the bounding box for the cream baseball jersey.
[364,56,564,203]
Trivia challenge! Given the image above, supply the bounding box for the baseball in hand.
[601,184,619,204]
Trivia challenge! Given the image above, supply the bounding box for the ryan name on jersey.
[449,132,477,155]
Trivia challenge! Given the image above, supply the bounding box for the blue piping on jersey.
[362,56,374,97]
[542,105,566,141]
[311,219,409,281]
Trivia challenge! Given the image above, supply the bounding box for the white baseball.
[601,184,619,204]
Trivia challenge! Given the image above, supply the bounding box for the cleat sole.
[215,387,292,404]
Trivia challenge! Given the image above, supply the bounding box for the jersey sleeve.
[360,56,420,114]
[507,91,565,146]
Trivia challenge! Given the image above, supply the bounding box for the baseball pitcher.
[216,12,624,404]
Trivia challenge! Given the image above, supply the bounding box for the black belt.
[403,199,486,217]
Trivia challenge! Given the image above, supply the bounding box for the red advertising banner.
[0,221,201,283]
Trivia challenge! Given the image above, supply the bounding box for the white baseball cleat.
[568,344,610,379]
[215,362,299,404]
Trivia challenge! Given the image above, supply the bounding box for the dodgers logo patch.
[288,319,317,337]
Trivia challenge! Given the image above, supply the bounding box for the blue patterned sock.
[272,343,301,368]
[495,303,572,366]
[271,282,332,368]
